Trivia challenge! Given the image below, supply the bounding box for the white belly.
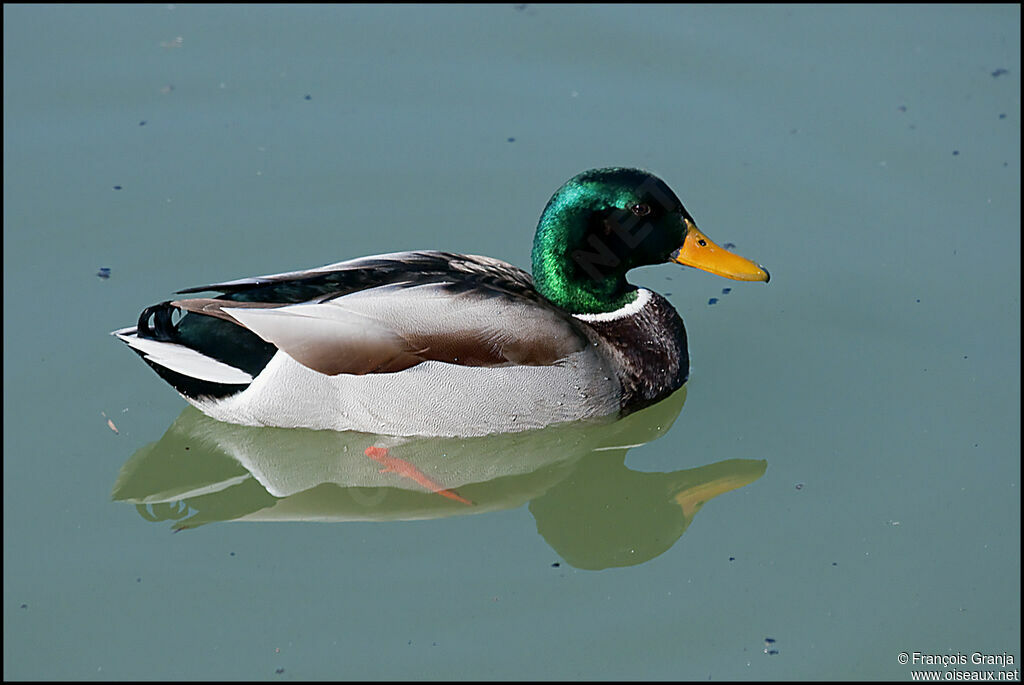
[189,350,621,437]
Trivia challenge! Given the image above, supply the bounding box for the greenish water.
[4,4,1019,680]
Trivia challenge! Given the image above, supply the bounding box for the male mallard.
[113,168,768,437]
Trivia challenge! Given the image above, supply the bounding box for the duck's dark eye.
[630,203,651,216]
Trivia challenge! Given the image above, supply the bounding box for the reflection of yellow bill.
[671,219,770,282]
[674,462,768,518]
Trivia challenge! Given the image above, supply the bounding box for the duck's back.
[115,251,628,437]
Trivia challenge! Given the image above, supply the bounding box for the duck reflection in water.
[113,387,766,570]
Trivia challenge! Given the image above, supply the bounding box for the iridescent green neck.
[532,224,637,315]
[532,231,634,313]
[531,172,643,314]
[531,168,688,314]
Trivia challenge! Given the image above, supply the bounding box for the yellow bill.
[671,219,770,282]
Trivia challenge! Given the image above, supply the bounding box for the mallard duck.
[113,168,768,437]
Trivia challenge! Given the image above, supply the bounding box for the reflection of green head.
[531,452,690,569]
[531,456,767,571]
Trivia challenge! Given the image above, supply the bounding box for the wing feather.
[139,252,585,377]
[220,281,585,376]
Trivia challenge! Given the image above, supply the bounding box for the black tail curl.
[137,302,180,342]
[134,298,278,385]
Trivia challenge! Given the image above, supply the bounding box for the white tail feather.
[113,330,254,384]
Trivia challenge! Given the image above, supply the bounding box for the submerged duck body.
[114,168,768,437]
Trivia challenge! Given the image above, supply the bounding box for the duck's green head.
[531,167,769,315]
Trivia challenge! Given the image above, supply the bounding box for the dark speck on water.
[952,150,959,156]
[722,287,732,294]
[722,242,736,249]
[991,68,1008,77]
[708,297,718,306]
[507,137,516,142]
[304,94,311,100]
[113,185,122,190]
[97,267,111,279]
